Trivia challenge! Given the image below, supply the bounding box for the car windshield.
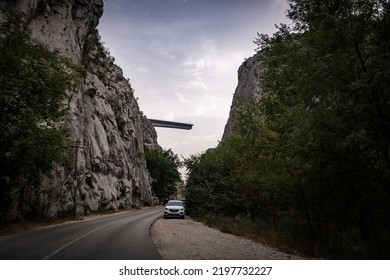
[167,201,183,206]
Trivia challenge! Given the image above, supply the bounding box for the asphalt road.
[0,206,163,260]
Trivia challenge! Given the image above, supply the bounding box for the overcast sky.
[98,0,290,163]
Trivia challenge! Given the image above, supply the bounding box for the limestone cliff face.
[222,52,265,141]
[0,0,159,217]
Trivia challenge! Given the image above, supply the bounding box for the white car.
[164,200,185,219]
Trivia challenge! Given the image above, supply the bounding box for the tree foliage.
[185,0,390,259]
[145,148,182,201]
[0,15,84,223]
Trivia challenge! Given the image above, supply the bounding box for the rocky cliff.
[222,52,265,141]
[0,0,159,218]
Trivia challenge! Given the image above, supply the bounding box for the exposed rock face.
[0,0,159,217]
[222,52,265,141]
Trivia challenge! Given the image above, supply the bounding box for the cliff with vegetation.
[221,51,264,141]
[0,0,159,221]
[185,0,390,259]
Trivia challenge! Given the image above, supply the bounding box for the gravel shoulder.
[151,216,306,260]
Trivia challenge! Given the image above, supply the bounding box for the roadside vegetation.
[0,15,85,225]
[145,148,182,201]
[185,0,390,259]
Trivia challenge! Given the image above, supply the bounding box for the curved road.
[0,206,163,260]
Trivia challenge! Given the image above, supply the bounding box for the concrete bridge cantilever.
[148,119,193,130]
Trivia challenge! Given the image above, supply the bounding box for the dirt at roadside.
[151,217,307,260]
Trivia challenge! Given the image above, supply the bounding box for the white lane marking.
[42,222,117,260]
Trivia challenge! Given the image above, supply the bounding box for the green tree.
[184,145,239,217]
[145,148,182,201]
[0,15,84,223]
[253,0,390,258]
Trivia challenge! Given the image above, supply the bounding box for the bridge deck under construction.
[148,119,193,130]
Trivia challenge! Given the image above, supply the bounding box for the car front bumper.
[164,209,185,218]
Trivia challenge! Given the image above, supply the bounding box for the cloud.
[176,93,190,103]
[190,134,220,143]
[165,112,176,120]
[149,41,177,60]
[270,0,289,9]
[136,66,149,73]
[99,0,290,158]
